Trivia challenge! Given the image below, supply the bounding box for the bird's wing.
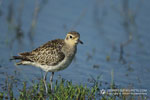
[19,39,65,66]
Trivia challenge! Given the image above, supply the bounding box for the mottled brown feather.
[19,39,65,66]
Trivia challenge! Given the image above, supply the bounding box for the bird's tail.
[10,56,23,65]
[10,56,31,65]
[10,56,24,60]
[10,55,31,61]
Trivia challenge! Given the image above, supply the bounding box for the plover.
[11,31,83,93]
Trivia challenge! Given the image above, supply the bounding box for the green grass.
[0,78,98,100]
[0,75,148,100]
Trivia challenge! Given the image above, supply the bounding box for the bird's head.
[65,31,83,46]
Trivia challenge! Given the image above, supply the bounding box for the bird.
[10,31,83,93]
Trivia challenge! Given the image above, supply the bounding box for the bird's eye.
[70,35,72,39]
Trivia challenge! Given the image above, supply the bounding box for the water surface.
[0,0,150,96]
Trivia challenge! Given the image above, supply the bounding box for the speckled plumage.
[19,39,65,66]
[11,31,83,93]
[11,31,83,72]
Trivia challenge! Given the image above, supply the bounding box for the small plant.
[0,75,148,100]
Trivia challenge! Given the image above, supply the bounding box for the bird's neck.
[63,43,77,56]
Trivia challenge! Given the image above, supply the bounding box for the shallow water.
[0,0,150,96]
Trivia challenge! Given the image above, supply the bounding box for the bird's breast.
[54,46,76,71]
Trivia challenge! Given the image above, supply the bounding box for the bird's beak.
[78,39,83,44]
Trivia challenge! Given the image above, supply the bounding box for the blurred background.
[0,0,150,96]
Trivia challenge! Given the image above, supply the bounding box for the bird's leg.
[50,72,54,91]
[43,72,48,94]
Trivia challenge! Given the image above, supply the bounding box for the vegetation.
[0,74,147,100]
